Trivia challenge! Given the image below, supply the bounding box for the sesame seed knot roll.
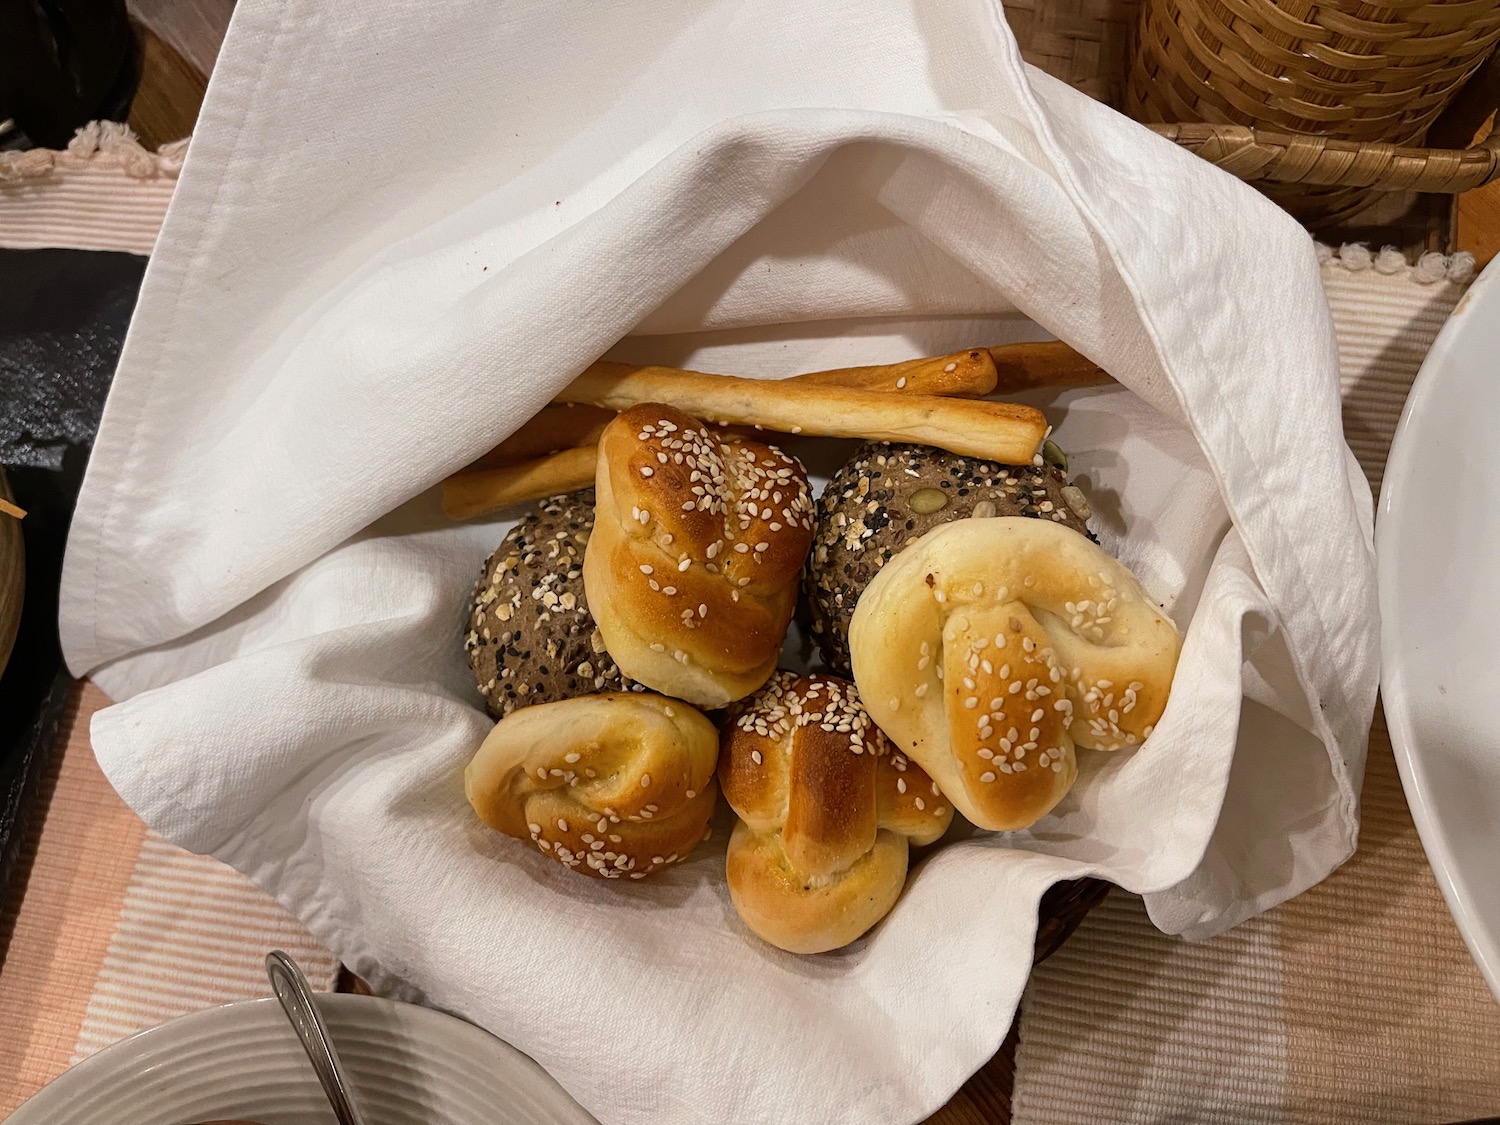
[719,672,953,954]
[583,404,816,708]
[849,518,1181,832]
[465,692,719,879]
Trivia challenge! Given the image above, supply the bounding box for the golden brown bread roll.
[719,672,953,954]
[583,403,815,708]
[849,518,1181,832]
[465,692,719,879]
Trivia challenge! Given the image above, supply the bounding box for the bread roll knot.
[465,693,719,879]
[719,672,953,953]
[583,404,815,707]
[850,518,1182,831]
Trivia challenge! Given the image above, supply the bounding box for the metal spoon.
[265,950,371,1125]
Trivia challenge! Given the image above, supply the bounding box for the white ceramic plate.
[1378,256,1500,1002]
[8,993,597,1125]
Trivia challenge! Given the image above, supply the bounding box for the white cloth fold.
[60,1,1377,1121]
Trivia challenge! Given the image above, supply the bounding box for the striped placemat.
[0,686,337,1117]
[1012,247,1500,1125]
[0,121,178,255]
[69,831,336,1064]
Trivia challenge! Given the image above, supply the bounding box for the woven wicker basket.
[1006,0,1500,224]
[1131,0,1500,221]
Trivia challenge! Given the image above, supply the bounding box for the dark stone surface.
[0,248,143,945]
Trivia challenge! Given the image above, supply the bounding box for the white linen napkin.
[60,1,1377,1121]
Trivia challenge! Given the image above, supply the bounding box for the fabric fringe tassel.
[0,121,188,185]
[1317,242,1476,285]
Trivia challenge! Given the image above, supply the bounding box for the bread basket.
[1004,0,1500,225]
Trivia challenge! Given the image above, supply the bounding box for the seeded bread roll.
[805,443,1093,676]
[720,672,953,953]
[583,404,816,708]
[849,518,1182,832]
[465,489,640,718]
[466,692,719,879]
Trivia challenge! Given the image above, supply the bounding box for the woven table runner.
[0,122,178,255]
[1012,249,1500,1125]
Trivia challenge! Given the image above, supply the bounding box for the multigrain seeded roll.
[805,443,1094,675]
[464,489,640,718]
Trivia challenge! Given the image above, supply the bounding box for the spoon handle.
[265,950,371,1125]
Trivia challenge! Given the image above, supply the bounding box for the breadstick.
[441,446,598,520]
[468,350,996,473]
[988,340,1112,393]
[557,363,1046,462]
[463,403,615,472]
[0,498,24,520]
[794,349,996,395]
[442,347,1067,520]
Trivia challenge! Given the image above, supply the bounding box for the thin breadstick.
[442,347,1068,520]
[988,340,1112,393]
[467,350,996,474]
[557,363,1046,462]
[442,446,598,520]
[793,349,997,396]
[464,403,616,472]
[0,498,24,520]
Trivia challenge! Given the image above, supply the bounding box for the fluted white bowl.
[8,993,596,1125]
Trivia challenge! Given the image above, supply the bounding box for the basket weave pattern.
[1128,0,1500,144]
[1122,0,1500,217]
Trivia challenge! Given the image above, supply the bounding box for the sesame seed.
[980,771,996,783]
